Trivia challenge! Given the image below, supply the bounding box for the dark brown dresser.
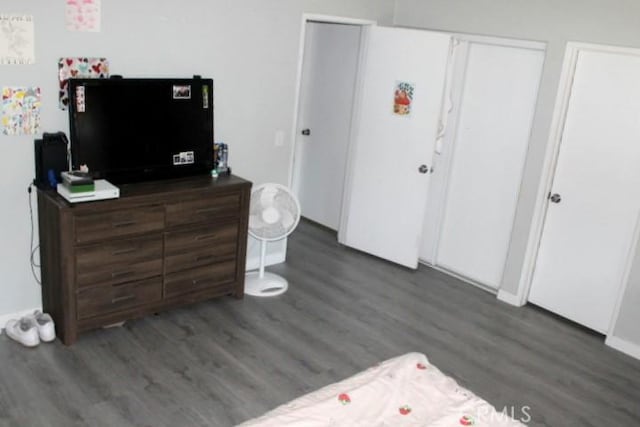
[37,174,251,345]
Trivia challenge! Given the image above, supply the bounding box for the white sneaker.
[25,311,56,342]
[5,318,40,347]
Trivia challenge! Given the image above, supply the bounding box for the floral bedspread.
[237,352,525,427]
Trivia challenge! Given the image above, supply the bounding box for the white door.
[340,27,451,268]
[529,49,640,333]
[421,41,544,289]
[293,22,363,230]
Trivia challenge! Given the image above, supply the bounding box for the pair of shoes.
[4,311,55,347]
[30,311,56,342]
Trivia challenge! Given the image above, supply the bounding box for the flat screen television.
[68,77,214,184]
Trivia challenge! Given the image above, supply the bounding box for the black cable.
[27,183,41,285]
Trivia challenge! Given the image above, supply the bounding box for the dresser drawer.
[74,206,165,244]
[164,260,236,298]
[165,192,240,228]
[76,277,162,320]
[165,222,238,274]
[76,235,163,288]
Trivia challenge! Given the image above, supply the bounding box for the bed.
[237,352,525,426]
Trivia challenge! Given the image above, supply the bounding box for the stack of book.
[60,171,95,194]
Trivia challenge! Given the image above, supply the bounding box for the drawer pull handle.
[195,255,214,262]
[195,207,218,214]
[111,270,133,279]
[111,294,135,304]
[112,220,136,228]
[111,247,136,256]
[194,234,215,242]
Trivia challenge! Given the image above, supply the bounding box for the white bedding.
[237,352,524,427]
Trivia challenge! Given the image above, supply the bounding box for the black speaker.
[34,132,69,189]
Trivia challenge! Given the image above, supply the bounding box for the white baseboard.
[605,335,640,361]
[0,308,41,333]
[497,289,525,307]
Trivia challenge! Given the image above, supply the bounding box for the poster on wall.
[58,57,109,109]
[1,87,42,135]
[393,81,415,116]
[0,15,35,65]
[66,0,101,32]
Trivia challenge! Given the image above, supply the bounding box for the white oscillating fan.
[245,183,301,297]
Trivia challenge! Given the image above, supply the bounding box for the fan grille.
[249,184,300,241]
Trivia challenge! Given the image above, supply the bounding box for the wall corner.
[497,289,526,307]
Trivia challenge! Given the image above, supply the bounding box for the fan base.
[244,271,288,297]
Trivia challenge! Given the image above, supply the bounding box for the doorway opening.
[289,15,374,233]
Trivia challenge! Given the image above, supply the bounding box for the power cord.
[27,182,41,285]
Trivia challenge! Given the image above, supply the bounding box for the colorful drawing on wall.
[1,87,42,135]
[0,15,35,65]
[58,57,109,109]
[393,81,415,116]
[66,0,101,32]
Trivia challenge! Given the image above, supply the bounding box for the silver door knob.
[419,164,429,174]
[549,193,561,203]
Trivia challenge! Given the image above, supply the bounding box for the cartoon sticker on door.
[393,81,414,116]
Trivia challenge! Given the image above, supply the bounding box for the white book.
[57,179,120,203]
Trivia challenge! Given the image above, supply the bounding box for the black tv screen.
[68,77,214,184]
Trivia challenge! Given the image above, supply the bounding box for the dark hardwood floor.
[1,219,639,426]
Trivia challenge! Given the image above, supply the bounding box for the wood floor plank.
[0,219,638,426]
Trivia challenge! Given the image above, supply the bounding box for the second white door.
[340,26,451,268]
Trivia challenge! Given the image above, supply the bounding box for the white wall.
[0,0,394,319]
[393,0,640,352]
